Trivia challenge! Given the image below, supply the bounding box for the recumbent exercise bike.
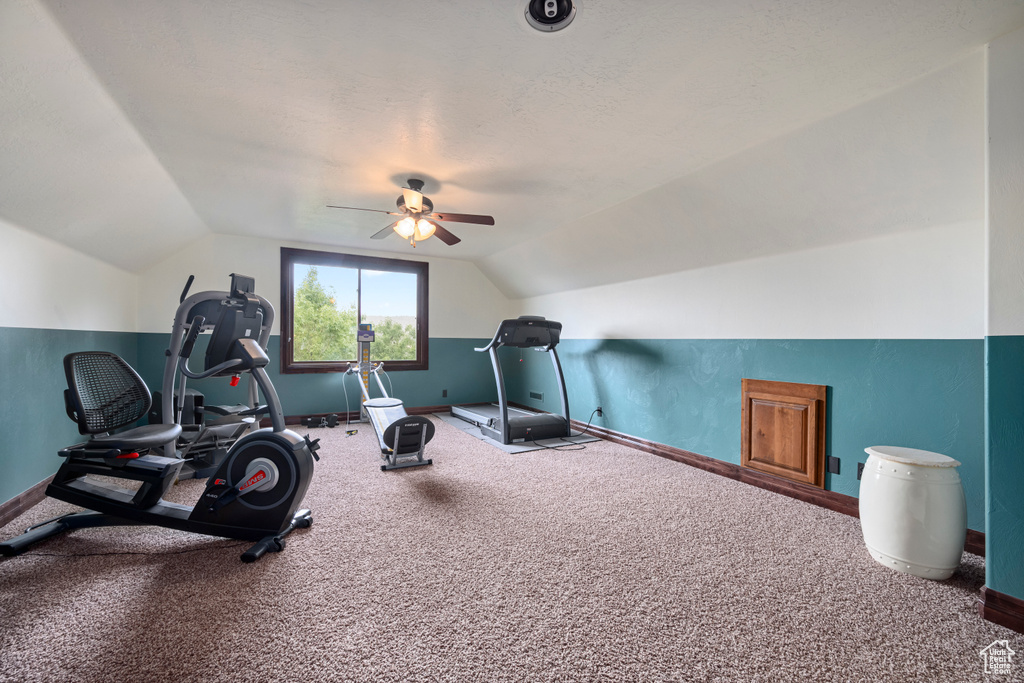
[0,274,319,562]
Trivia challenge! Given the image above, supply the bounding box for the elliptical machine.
[345,324,434,471]
[0,274,319,562]
[150,274,271,480]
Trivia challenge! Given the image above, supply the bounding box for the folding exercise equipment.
[346,325,434,471]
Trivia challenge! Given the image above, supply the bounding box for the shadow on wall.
[563,338,667,433]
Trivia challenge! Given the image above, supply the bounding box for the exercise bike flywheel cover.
[224,437,297,510]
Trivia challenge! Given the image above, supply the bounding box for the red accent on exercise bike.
[116,452,140,459]
[239,469,266,492]
[229,374,240,387]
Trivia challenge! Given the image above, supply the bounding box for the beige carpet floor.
[0,417,1018,682]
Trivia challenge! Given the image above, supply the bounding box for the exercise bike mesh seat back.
[66,352,151,434]
[65,351,182,451]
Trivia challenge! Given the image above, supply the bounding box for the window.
[280,247,428,373]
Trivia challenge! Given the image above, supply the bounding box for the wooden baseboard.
[573,419,985,557]
[0,476,52,529]
[978,586,1024,634]
[965,529,985,558]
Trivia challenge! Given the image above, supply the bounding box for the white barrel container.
[859,445,967,580]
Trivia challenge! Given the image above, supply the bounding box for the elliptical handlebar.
[161,276,280,453]
[179,356,244,380]
[180,315,204,359]
[177,313,247,379]
[179,275,195,304]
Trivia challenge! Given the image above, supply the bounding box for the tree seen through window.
[292,265,417,364]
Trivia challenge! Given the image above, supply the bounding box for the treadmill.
[451,316,570,444]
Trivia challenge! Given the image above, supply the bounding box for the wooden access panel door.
[741,379,827,489]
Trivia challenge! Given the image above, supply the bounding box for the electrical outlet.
[529,391,543,401]
[827,456,840,475]
[596,406,603,417]
[857,462,865,480]
[442,389,447,398]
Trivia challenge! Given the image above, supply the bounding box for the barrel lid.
[864,445,961,468]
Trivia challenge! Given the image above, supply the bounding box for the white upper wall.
[0,218,137,331]
[987,26,1024,336]
[138,234,515,337]
[518,221,984,340]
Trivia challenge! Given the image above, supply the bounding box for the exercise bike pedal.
[293,508,313,529]
[304,436,321,461]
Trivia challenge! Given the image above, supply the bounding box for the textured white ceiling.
[2,0,1023,297]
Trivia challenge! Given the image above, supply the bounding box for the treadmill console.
[497,316,562,349]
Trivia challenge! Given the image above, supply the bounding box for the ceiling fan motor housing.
[525,0,576,32]
[397,194,432,214]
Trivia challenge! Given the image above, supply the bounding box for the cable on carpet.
[525,408,600,451]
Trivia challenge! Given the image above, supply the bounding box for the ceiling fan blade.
[402,187,424,213]
[429,221,461,246]
[428,212,495,225]
[327,205,402,216]
[371,221,398,239]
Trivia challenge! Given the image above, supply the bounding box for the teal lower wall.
[0,330,493,508]
[134,334,496,419]
[985,335,1024,599]
[0,330,992,543]
[505,338,986,532]
[0,327,138,505]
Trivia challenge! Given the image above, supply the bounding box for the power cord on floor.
[571,409,600,438]
[526,408,600,451]
[343,371,352,427]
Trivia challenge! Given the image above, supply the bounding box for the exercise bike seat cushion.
[85,423,183,452]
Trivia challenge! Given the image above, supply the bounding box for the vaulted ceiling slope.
[2,1,1022,298]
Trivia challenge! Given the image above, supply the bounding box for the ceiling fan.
[327,179,495,247]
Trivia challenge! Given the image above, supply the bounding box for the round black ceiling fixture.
[525,0,576,32]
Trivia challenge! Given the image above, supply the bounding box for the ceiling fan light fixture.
[395,217,416,238]
[414,219,436,241]
[328,177,492,247]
